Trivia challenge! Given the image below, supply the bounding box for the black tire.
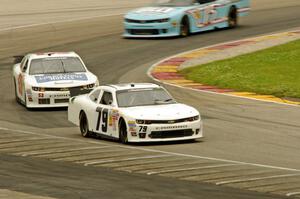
[79,112,91,137]
[228,7,238,29]
[180,16,190,37]
[119,120,128,144]
[13,79,20,103]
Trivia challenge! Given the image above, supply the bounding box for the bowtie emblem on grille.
[168,120,175,124]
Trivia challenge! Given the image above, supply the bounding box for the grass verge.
[180,39,300,99]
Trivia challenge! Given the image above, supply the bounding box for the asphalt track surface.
[0,1,300,198]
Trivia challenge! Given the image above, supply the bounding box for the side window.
[22,60,29,73]
[89,89,101,103]
[100,91,113,105]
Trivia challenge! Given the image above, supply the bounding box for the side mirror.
[108,100,113,105]
[13,55,24,64]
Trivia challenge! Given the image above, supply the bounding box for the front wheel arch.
[118,117,128,144]
[179,15,190,37]
[79,111,91,137]
[228,6,238,28]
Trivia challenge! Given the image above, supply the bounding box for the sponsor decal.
[111,110,119,131]
[187,5,221,28]
[134,7,174,14]
[35,74,88,83]
[26,89,32,96]
[131,131,137,136]
[155,125,188,130]
[128,120,136,128]
[49,94,70,98]
[129,127,136,132]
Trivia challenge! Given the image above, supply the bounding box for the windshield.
[117,88,176,107]
[152,0,194,6]
[29,57,86,75]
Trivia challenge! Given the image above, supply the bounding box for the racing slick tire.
[79,112,91,138]
[119,119,128,144]
[228,6,238,28]
[180,16,190,37]
[13,78,21,104]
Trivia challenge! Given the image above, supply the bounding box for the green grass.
[180,39,300,99]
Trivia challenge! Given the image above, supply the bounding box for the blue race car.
[123,0,250,38]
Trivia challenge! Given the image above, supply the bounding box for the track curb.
[147,30,300,106]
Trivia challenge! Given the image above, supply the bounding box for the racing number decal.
[96,108,108,133]
[139,126,147,133]
[190,5,218,27]
[203,6,217,25]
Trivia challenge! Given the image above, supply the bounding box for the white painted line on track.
[0,13,123,32]
[286,192,300,197]
[84,154,172,166]
[20,145,113,157]
[147,163,237,175]
[1,126,300,173]
[0,137,48,144]
[124,146,300,173]
[216,173,300,186]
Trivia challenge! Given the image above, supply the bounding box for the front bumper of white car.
[127,119,203,142]
[26,89,71,108]
[25,85,94,108]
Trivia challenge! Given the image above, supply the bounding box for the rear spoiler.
[69,87,93,97]
[13,55,25,64]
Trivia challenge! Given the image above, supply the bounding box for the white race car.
[12,52,99,108]
[68,83,203,143]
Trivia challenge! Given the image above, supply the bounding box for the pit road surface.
[0,0,300,198]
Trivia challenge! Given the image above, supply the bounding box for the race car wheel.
[13,79,21,103]
[119,120,128,144]
[228,7,238,28]
[79,112,91,138]
[180,16,190,37]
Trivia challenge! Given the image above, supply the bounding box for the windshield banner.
[35,74,88,83]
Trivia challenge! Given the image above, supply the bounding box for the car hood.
[125,6,188,20]
[121,103,199,120]
[28,72,98,88]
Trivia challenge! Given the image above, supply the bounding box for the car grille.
[38,98,50,104]
[54,99,69,103]
[125,18,169,24]
[150,118,193,124]
[127,29,159,35]
[44,86,81,92]
[149,129,194,139]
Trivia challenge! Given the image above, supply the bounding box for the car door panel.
[92,90,115,137]
[188,1,218,30]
